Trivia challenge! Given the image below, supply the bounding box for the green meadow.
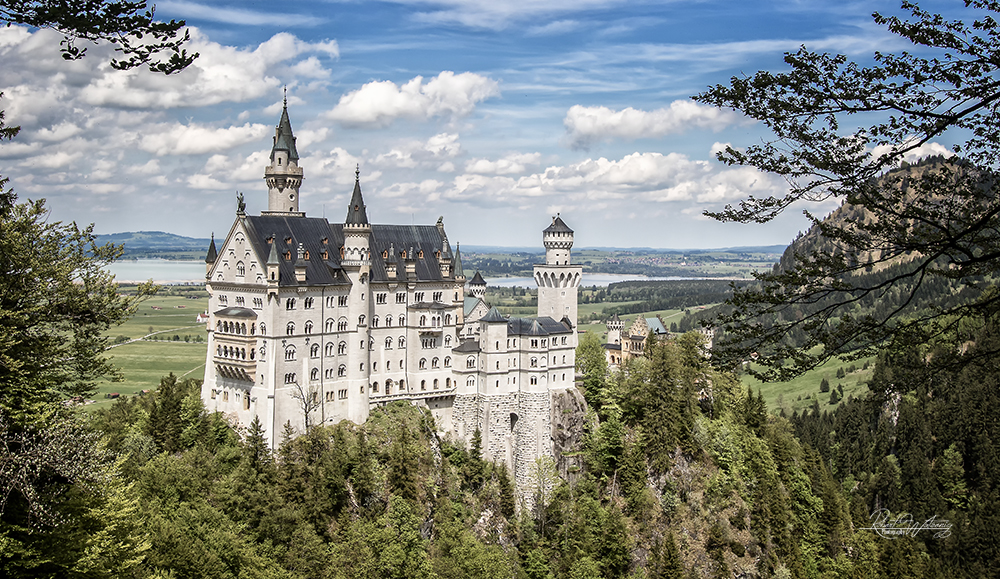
[93,292,210,409]
[741,353,877,416]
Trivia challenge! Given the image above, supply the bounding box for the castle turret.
[468,271,486,299]
[341,168,371,422]
[263,95,304,216]
[205,233,217,276]
[266,234,280,301]
[534,214,582,346]
[607,313,623,345]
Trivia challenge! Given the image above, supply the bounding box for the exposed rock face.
[551,387,588,484]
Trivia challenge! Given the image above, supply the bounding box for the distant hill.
[96,231,211,250]
[95,231,211,260]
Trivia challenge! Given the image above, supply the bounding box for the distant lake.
[107,259,205,284]
[487,274,701,287]
[106,260,700,287]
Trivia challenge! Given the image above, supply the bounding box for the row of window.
[210,388,252,410]
[217,345,254,361]
[216,320,254,335]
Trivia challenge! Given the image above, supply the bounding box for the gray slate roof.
[543,215,573,234]
[214,306,258,318]
[242,215,456,287]
[508,316,572,336]
[272,104,299,162]
[469,271,486,286]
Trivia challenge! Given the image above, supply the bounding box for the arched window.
[419,358,427,369]
[467,376,476,388]
[259,346,266,361]
[338,341,347,355]
[419,315,426,327]
[467,356,476,369]
[433,378,439,389]
[310,368,319,381]
[446,377,451,388]
[444,314,451,325]
[310,343,320,358]
[338,365,347,377]
[260,322,266,334]
[385,315,392,327]
[216,321,222,332]
[325,343,335,356]
[372,381,379,393]
[285,346,296,361]
[304,321,313,334]
[432,357,439,368]
[421,380,426,391]
[444,356,451,367]
[358,315,366,326]
[398,337,405,348]
[285,373,296,384]
[286,322,295,335]
[398,314,405,326]
[236,261,245,276]
[304,297,314,309]
[530,357,537,367]
[325,318,335,332]
[371,316,379,328]
[444,335,452,346]
[385,337,393,349]
[286,298,295,310]
[385,379,393,393]
[338,319,348,332]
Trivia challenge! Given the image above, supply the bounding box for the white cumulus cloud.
[139,123,269,156]
[326,72,500,128]
[564,100,743,149]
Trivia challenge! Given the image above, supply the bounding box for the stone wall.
[551,387,588,485]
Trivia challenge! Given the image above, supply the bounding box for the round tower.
[544,213,573,265]
[534,215,582,347]
[263,94,304,215]
[468,271,487,300]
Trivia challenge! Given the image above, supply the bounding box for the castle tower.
[263,94,305,216]
[534,214,582,346]
[205,233,217,276]
[468,271,487,299]
[341,168,372,421]
[607,313,623,345]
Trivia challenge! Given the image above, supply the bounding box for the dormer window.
[321,250,329,260]
[284,251,291,261]
[321,238,328,245]
[418,250,424,259]
[303,251,310,260]
[284,237,292,245]
[382,250,388,259]
[266,236,273,244]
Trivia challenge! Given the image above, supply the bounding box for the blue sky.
[0,1,963,248]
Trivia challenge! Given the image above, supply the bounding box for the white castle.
[201,102,583,488]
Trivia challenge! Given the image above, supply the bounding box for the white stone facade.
[201,105,582,488]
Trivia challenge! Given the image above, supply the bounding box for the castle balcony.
[215,361,256,382]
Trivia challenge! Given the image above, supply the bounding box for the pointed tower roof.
[266,236,280,266]
[345,166,369,226]
[469,271,486,286]
[453,243,465,278]
[271,95,299,163]
[481,306,507,323]
[543,213,573,234]
[205,233,217,264]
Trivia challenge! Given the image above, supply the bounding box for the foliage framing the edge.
[694,0,1000,380]
[0,0,197,74]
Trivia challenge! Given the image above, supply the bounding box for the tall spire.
[453,242,465,279]
[263,91,304,215]
[345,165,369,226]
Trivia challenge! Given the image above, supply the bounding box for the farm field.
[93,292,210,409]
